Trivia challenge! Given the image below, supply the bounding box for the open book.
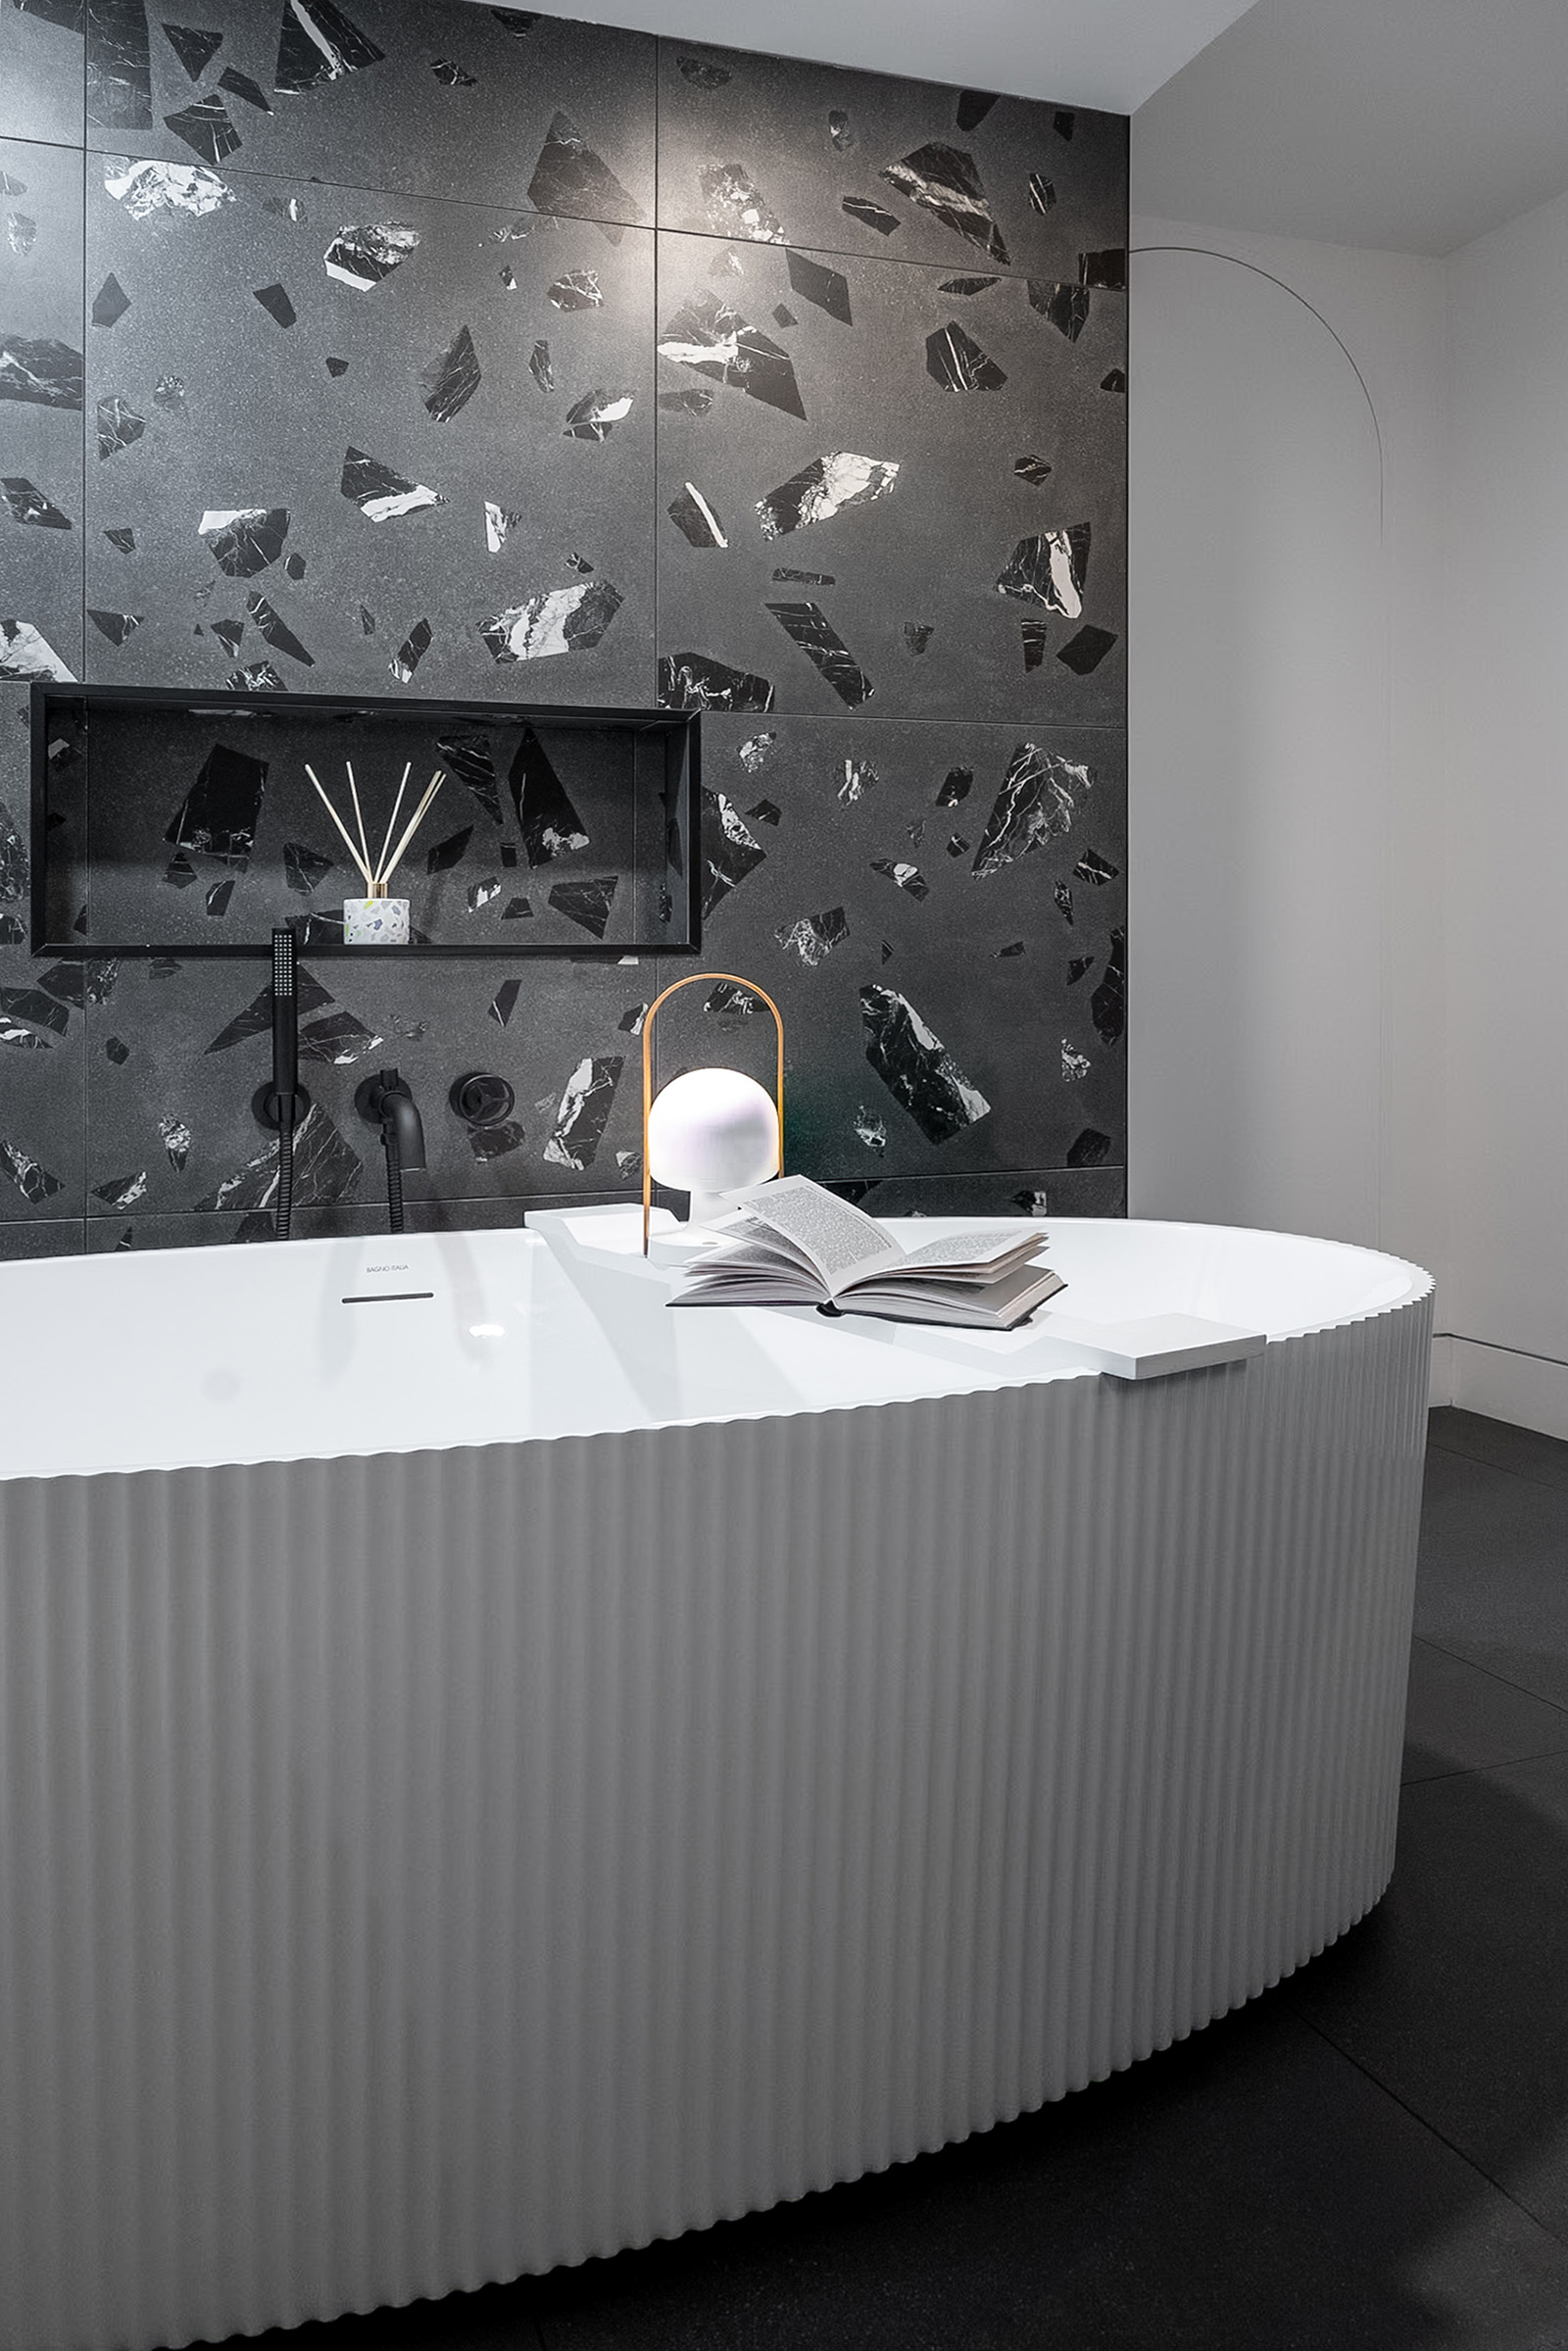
[668,1175,1066,1330]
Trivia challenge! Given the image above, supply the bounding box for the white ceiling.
[479,0,1258,117]
[1132,0,1568,256]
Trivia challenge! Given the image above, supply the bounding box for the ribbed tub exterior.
[0,1288,1433,2351]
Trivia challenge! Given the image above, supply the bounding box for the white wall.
[1439,185,1568,1433]
[1127,218,1451,1304]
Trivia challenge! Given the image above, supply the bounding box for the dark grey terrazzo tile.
[656,38,1124,283]
[0,1214,85,1260]
[81,161,655,704]
[0,0,85,146]
[12,0,1123,1252]
[654,230,1124,724]
[83,0,656,227]
[842,1166,1126,1219]
[84,1194,543,1250]
[0,136,85,684]
[0,685,86,1223]
[83,951,653,1230]
[669,713,1124,1184]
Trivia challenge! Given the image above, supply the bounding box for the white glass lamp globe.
[647,1067,780,1223]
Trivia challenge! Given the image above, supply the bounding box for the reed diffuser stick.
[381,769,445,885]
[345,761,374,884]
[304,762,374,888]
[375,762,412,884]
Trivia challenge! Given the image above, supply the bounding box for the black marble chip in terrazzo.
[655,712,1125,1182]
[654,229,1124,724]
[656,38,1124,278]
[80,1,657,226]
[0,137,85,686]
[0,686,87,1223]
[46,696,689,956]
[80,161,656,705]
[1,0,1123,1258]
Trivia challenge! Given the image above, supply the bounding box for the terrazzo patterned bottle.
[344,894,411,946]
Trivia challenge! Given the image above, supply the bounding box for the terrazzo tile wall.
[0,0,1126,1256]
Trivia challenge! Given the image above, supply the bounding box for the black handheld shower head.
[251,925,311,1242]
[252,925,311,1133]
[271,924,298,1118]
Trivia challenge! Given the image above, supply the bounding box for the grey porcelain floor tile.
[522,1998,1568,2351]
[1414,1445,1568,1706]
[1287,1747,1568,2245]
[1402,1638,1568,1784]
[1430,1405,1568,1496]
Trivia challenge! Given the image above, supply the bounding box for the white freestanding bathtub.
[0,1212,1433,2351]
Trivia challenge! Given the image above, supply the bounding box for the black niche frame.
[28,682,703,961]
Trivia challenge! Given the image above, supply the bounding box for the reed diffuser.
[305,759,445,945]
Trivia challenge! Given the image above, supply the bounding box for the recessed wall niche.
[0,0,1126,1254]
[30,686,700,959]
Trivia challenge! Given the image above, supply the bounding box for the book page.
[693,1235,818,1282]
[893,1228,1046,1273]
[842,1262,1066,1329]
[728,1174,904,1294]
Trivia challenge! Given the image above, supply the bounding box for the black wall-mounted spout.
[251,924,310,1241]
[356,1067,425,1235]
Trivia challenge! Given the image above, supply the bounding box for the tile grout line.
[74,160,1117,302]
[1285,2005,1568,2256]
[1401,1740,1568,1791]
[1403,1739,1568,1789]
[1425,1433,1568,1502]
[1412,1630,1568,1721]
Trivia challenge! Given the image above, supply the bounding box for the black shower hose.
[275,1101,294,1242]
[383,1122,405,1235]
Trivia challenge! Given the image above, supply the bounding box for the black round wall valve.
[450,1070,515,1128]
